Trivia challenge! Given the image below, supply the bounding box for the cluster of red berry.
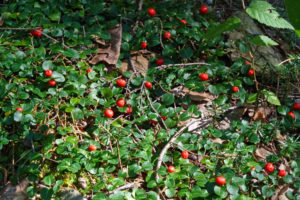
[166,151,288,187]
[263,162,287,177]
[287,102,300,119]
[143,6,209,68]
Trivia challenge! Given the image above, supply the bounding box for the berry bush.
[0,0,299,199]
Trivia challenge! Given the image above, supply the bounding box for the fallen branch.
[0,27,70,49]
[109,179,143,194]
[157,62,210,70]
[155,117,213,181]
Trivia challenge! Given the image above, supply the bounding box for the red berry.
[145,81,152,88]
[180,19,187,25]
[86,68,93,73]
[216,176,226,186]
[15,107,23,112]
[148,8,156,16]
[150,119,158,124]
[161,115,167,120]
[200,6,208,14]
[245,62,251,65]
[293,102,300,110]
[49,79,56,87]
[116,98,125,107]
[164,32,171,40]
[265,163,274,173]
[156,58,164,66]
[248,69,254,76]
[104,109,114,118]
[278,169,286,177]
[181,150,189,159]
[44,69,53,77]
[141,41,147,49]
[232,86,239,92]
[199,73,208,81]
[251,167,255,171]
[168,165,175,173]
[89,145,97,151]
[287,112,295,119]
[125,106,132,114]
[116,79,126,87]
[31,29,42,37]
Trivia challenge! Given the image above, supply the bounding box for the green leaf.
[68,163,81,173]
[246,0,294,29]
[262,185,274,198]
[165,188,176,198]
[19,91,29,99]
[101,88,113,99]
[40,188,53,200]
[42,61,55,70]
[131,77,142,86]
[147,180,157,188]
[251,35,278,46]
[226,184,239,195]
[191,186,209,198]
[277,105,289,115]
[27,186,37,197]
[214,95,228,105]
[49,10,61,21]
[247,93,257,103]
[63,48,80,59]
[43,175,55,186]
[204,17,241,40]
[72,108,84,120]
[285,0,300,37]
[162,93,175,106]
[52,71,65,82]
[53,180,64,193]
[14,111,23,122]
[214,185,228,198]
[88,71,97,79]
[261,89,281,106]
[179,47,193,58]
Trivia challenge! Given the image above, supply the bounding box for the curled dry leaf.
[120,54,149,75]
[183,88,216,103]
[89,24,122,66]
[255,146,272,160]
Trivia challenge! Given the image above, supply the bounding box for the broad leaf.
[251,35,278,46]
[204,17,241,40]
[246,0,294,29]
[285,0,300,37]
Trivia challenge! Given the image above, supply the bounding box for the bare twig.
[158,18,165,49]
[241,0,246,10]
[145,89,169,133]
[138,0,144,11]
[98,124,115,154]
[155,118,213,181]
[249,52,259,92]
[116,140,122,169]
[157,62,210,70]
[278,58,294,66]
[0,27,70,49]
[110,179,143,194]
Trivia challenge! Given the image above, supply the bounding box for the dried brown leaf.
[183,88,215,103]
[253,107,272,123]
[89,24,122,65]
[119,54,149,75]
